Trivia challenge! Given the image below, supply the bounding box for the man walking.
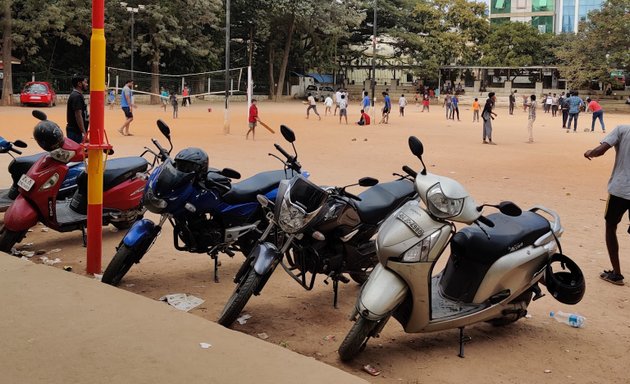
[66,75,89,144]
[525,94,537,143]
[566,91,584,133]
[306,93,321,120]
[118,79,136,136]
[482,92,497,145]
[584,125,630,286]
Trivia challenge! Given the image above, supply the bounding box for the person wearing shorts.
[584,125,630,285]
[118,79,136,136]
[246,98,259,140]
[339,94,348,124]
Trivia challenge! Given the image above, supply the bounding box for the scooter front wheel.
[338,316,379,361]
[217,268,262,328]
[102,243,144,286]
[0,226,27,255]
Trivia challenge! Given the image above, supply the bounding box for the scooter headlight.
[399,230,441,263]
[426,183,463,219]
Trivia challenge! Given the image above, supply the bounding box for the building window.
[532,0,555,12]
[532,16,553,34]
[491,0,511,13]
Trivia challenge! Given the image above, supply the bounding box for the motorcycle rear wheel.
[338,316,379,361]
[487,290,533,326]
[102,243,142,286]
[217,268,262,327]
[0,226,27,255]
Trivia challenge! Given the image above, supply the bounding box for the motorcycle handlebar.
[274,144,293,162]
[152,138,169,161]
[10,147,22,155]
[402,165,417,178]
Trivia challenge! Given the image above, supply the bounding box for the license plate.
[30,96,41,100]
[17,174,35,191]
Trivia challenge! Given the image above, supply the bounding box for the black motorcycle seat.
[222,169,298,204]
[356,180,416,224]
[451,211,551,265]
[77,157,148,192]
[8,153,45,182]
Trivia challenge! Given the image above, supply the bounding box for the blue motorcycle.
[0,136,84,212]
[102,124,305,285]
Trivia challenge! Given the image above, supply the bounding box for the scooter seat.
[222,170,298,204]
[8,153,45,183]
[356,180,416,224]
[451,211,551,264]
[77,157,149,192]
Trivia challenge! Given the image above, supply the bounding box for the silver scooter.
[338,136,585,361]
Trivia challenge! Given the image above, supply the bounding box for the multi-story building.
[488,0,604,33]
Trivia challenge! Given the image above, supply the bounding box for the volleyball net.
[106,66,252,100]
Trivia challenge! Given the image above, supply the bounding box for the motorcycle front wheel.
[338,316,380,361]
[102,243,144,286]
[217,268,262,327]
[0,226,27,254]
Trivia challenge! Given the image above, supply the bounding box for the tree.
[555,0,630,89]
[480,21,553,67]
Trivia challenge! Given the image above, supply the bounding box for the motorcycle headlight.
[399,230,441,263]
[426,183,463,219]
[277,198,323,234]
[144,187,168,213]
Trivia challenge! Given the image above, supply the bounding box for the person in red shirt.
[586,97,605,133]
[246,99,259,140]
[356,109,370,126]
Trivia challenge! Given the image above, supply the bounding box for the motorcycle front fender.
[252,242,280,276]
[3,196,39,232]
[122,218,157,248]
[356,263,409,321]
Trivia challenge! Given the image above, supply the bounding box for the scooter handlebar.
[9,147,22,155]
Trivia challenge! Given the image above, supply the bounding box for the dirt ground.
[1,98,629,384]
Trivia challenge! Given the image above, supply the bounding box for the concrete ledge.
[0,256,366,384]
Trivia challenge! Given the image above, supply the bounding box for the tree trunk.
[274,14,295,101]
[1,0,14,106]
[150,51,160,105]
[268,45,275,100]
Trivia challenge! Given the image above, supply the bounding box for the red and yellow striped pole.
[86,0,108,274]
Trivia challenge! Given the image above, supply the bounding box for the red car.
[20,82,57,107]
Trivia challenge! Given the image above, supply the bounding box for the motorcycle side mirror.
[408,136,427,176]
[280,125,296,143]
[105,148,115,155]
[32,110,48,121]
[220,167,241,180]
[408,136,424,157]
[498,201,522,216]
[157,119,171,139]
[358,177,378,187]
[13,140,28,148]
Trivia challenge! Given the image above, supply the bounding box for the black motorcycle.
[217,125,417,327]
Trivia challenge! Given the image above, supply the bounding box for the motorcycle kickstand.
[209,253,220,283]
[333,279,339,309]
[458,327,471,358]
[81,226,87,247]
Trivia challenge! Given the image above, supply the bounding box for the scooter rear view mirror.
[498,201,522,216]
[13,140,28,148]
[156,119,171,139]
[32,110,48,121]
[280,125,296,143]
[408,136,424,157]
[358,177,379,187]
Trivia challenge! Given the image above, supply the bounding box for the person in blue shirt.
[380,91,391,124]
[361,91,371,114]
[566,91,584,133]
[107,89,116,110]
[160,87,169,111]
[117,79,136,136]
[450,95,460,121]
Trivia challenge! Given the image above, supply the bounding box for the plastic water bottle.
[550,311,585,328]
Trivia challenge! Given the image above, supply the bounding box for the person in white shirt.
[324,96,334,116]
[399,94,408,117]
[306,93,321,120]
[339,94,348,124]
[334,89,343,116]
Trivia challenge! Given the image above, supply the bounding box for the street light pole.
[120,3,144,81]
[224,0,231,134]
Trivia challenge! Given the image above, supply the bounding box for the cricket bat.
[258,120,275,134]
